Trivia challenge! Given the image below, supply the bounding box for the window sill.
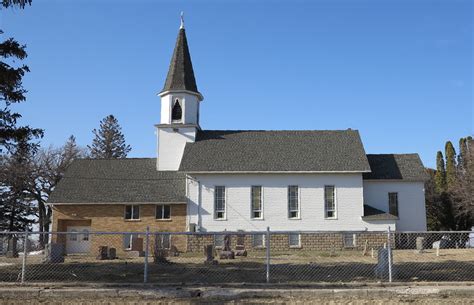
[156,219,172,222]
[324,217,338,220]
[251,218,264,221]
[289,245,302,249]
[214,218,227,221]
[288,218,301,220]
[124,219,141,222]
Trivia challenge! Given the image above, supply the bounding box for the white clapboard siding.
[187,174,398,232]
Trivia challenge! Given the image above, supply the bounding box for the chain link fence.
[0,229,473,284]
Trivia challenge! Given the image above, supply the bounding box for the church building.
[48,18,428,255]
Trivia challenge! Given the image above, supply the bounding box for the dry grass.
[0,248,473,284]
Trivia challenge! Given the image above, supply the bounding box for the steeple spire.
[159,13,201,99]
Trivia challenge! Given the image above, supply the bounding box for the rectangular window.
[156,205,171,220]
[289,233,301,248]
[253,234,265,248]
[389,192,399,217]
[251,186,263,219]
[214,234,224,248]
[123,233,139,250]
[156,234,171,249]
[288,186,299,219]
[214,186,226,219]
[344,233,357,248]
[324,186,336,218]
[125,205,140,220]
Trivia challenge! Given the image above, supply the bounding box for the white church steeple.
[156,14,203,171]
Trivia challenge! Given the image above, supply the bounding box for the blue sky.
[2,0,472,168]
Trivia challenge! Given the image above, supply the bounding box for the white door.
[66,226,91,254]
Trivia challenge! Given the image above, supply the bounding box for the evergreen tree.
[458,136,472,171]
[2,0,32,8]
[0,139,36,231]
[88,115,131,159]
[445,141,457,190]
[434,151,447,193]
[1,1,42,153]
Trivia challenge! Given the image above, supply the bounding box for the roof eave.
[47,201,187,206]
[362,215,399,221]
[182,170,372,174]
[158,89,204,101]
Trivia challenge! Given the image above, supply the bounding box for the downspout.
[186,174,202,232]
[197,180,202,231]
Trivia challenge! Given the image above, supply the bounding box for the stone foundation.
[186,232,391,252]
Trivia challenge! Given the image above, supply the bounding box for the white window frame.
[253,234,265,248]
[289,233,301,248]
[124,205,140,220]
[214,234,225,249]
[324,185,337,219]
[123,233,138,250]
[388,192,399,217]
[251,186,263,220]
[343,233,357,248]
[214,186,226,220]
[69,229,78,241]
[288,185,300,219]
[81,229,89,241]
[156,204,171,220]
[157,233,171,250]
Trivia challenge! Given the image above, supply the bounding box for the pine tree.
[88,115,131,159]
[0,139,36,231]
[0,2,42,153]
[434,151,447,193]
[445,141,457,190]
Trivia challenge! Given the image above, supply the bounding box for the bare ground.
[0,249,472,284]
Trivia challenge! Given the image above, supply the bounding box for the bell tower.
[156,13,203,171]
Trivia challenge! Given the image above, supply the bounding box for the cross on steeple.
[180,11,184,29]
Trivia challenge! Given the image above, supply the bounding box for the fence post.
[144,226,150,283]
[387,226,392,283]
[21,229,28,284]
[265,227,270,283]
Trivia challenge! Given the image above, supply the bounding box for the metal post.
[387,226,392,283]
[21,229,28,284]
[144,226,150,283]
[265,227,270,283]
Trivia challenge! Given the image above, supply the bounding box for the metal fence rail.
[0,229,473,284]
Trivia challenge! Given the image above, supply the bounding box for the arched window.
[82,229,89,241]
[171,99,182,122]
[69,229,77,241]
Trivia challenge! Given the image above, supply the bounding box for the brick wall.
[51,204,188,255]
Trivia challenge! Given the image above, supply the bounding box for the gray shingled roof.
[160,28,199,94]
[48,158,186,204]
[363,154,428,181]
[362,204,398,221]
[179,130,371,172]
